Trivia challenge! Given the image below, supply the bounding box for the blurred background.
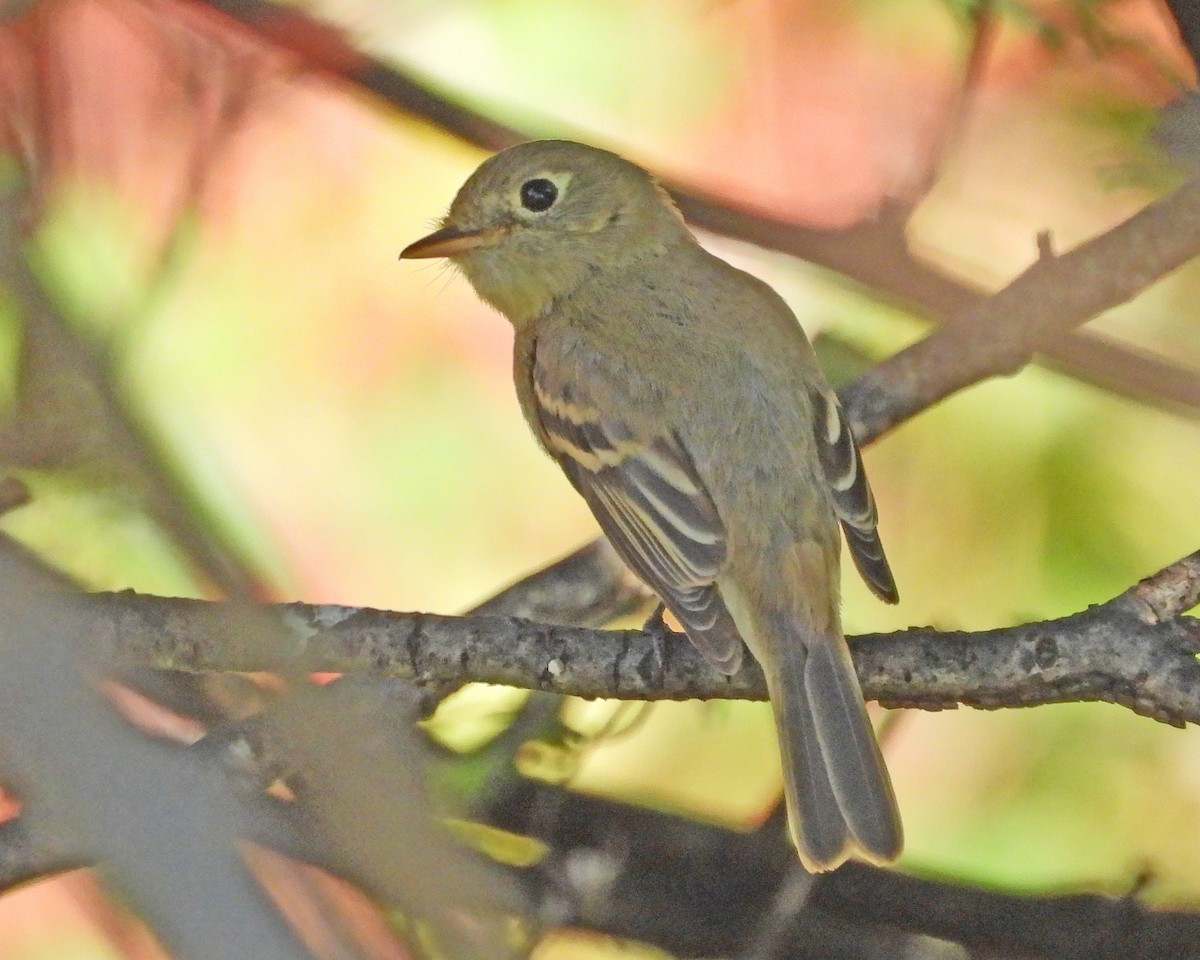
[2,0,1200,957]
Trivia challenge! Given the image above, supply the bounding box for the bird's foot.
[642,602,671,674]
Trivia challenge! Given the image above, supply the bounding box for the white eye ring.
[513,171,573,217]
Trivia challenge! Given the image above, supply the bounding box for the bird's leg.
[642,601,670,674]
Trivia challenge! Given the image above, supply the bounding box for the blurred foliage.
[9,935,125,960]
[369,0,733,148]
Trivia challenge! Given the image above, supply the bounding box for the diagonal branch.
[842,176,1200,440]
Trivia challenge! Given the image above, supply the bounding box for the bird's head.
[401,140,690,322]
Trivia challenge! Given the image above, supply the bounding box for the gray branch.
[86,549,1200,727]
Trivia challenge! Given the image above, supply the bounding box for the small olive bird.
[401,140,902,870]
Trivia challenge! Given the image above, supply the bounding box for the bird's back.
[533,241,838,560]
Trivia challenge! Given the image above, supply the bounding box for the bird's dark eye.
[519,178,558,212]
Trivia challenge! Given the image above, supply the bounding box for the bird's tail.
[762,613,902,872]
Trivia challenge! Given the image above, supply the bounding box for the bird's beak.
[399,224,506,259]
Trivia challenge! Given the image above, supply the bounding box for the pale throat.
[456,249,595,327]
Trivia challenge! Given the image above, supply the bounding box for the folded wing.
[531,357,744,673]
[809,387,899,605]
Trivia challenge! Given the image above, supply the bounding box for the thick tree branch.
[80,548,1200,726]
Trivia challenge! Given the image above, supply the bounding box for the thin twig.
[1125,549,1200,623]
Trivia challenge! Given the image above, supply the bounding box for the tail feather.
[764,615,902,871]
[804,635,902,861]
[769,666,853,869]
